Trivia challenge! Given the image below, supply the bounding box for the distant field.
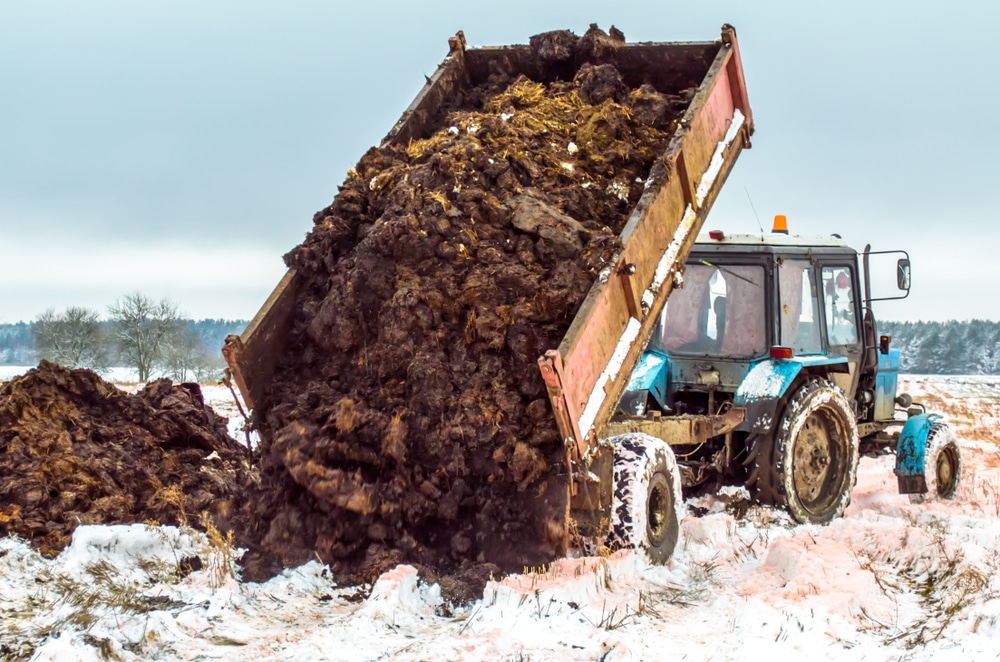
[901,375,1000,450]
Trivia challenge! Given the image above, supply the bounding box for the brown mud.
[0,362,252,558]
[244,25,697,593]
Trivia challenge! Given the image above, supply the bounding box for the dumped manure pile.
[248,26,699,584]
[0,362,251,557]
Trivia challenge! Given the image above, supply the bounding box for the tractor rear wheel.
[909,422,961,503]
[753,378,860,524]
[605,433,683,564]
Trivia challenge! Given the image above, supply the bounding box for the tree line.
[2,308,997,378]
[878,319,1000,375]
[0,292,247,383]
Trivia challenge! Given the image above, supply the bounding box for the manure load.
[224,24,753,583]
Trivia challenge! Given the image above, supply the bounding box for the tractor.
[612,217,962,527]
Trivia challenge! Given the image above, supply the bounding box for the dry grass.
[580,598,642,630]
[149,485,188,527]
[18,556,187,657]
[889,547,999,648]
[851,509,1000,650]
[199,513,239,589]
[577,559,719,632]
[382,412,408,463]
[645,558,719,609]
[904,380,1000,448]
[0,520,242,660]
[333,398,359,434]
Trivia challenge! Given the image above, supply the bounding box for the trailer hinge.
[538,350,587,459]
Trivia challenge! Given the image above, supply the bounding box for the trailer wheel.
[763,378,860,524]
[909,422,961,503]
[605,433,684,564]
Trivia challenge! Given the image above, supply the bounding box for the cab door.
[817,263,864,397]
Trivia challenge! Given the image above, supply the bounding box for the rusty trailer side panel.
[539,26,754,458]
[222,270,301,411]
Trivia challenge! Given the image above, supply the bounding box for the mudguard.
[894,412,942,493]
[621,352,669,413]
[734,356,848,434]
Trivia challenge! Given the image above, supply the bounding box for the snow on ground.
[191,383,254,447]
[3,376,1000,660]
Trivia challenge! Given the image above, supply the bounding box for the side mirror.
[896,258,911,291]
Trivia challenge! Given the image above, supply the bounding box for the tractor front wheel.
[909,422,962,503]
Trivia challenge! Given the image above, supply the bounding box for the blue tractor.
[612,224,961,524]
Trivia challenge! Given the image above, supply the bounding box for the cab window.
[779,260,823,354]
[822,266,859,346]
[653,261,766,357]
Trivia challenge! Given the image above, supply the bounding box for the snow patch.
[360,565,442,622]
[579,317,642,436]
[738,361,790,402]
[56,524,207,585]
[694,109,745,204]
[605,181,629,202]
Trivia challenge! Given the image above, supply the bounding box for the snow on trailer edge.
[578,108,746,438]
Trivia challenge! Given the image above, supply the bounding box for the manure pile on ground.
[0,362,252,558]
[247,26,698,584]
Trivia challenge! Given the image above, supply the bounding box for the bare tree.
[107,293,183,382]
[160,325,222,382]
[191,351,227,383]
[32,307,111,371]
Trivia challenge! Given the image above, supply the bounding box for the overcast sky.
[2,1,997,324]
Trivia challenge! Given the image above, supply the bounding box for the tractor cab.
[620,230,870,421]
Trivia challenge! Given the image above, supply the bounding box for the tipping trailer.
[224,24,754,564]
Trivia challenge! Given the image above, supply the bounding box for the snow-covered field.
[3,374,1000,661]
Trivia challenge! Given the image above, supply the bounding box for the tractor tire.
[605,433,684,564]
[908,422,962,503]
[752,378,860,524]
[744,432,779,506]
